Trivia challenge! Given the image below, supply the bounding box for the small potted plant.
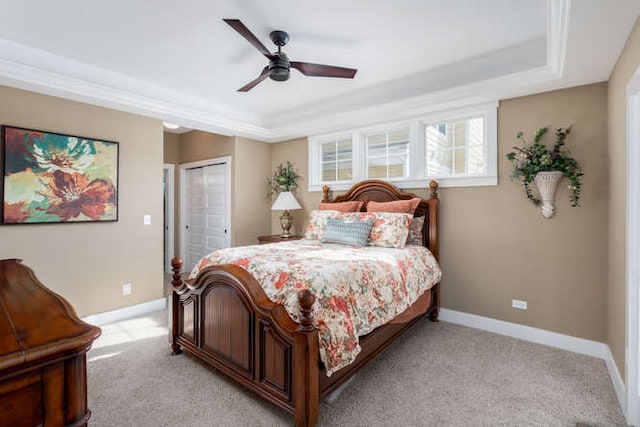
[267,161,302,198]
[506,126,583,218]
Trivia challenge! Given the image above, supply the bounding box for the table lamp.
[271,191,302,238]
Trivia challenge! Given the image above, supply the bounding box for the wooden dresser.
[0,259,101,427]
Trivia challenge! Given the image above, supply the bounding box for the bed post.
[322,185,331,202]
[427,180,439,261]
[294,289,319,427]
[427,180,440,322]
[170,257,184,355]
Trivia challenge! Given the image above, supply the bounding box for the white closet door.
[184,162,230,272]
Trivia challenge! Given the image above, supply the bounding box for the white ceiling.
[0,0,638,141]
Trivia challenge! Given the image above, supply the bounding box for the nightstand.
[257,235,303,244]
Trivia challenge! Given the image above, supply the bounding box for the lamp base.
[279,210,293,238]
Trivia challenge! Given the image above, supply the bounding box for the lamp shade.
[271,191,302,211]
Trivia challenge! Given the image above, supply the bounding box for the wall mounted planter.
[534,171,564,218]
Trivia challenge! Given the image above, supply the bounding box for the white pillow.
[303,210,341,240]
[340,212,413,248]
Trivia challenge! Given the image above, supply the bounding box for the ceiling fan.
[223,19,358,92]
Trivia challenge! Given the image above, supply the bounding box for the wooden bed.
[170,179,440,427]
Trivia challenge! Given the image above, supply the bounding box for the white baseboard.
[603,345,627,419]
[439,308,626,417]
[82,298,167,327]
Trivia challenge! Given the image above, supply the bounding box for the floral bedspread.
[191,240,442,376]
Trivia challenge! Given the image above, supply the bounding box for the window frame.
[319,136,354,183]
[308,101,497,191]
[362,122,412,181]
[308,131,359,191]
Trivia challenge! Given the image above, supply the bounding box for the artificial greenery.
[506,126,583,207]
[267,161,302,198]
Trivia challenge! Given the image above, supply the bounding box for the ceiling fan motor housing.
[269,52,290,81]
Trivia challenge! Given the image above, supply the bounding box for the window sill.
[309,175,498,192]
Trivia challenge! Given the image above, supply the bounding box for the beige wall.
[0,86,164,317]
[607,17,640,379]
[163,132,180,257]
[179,130,234,163]
[163,132,180,164]
[270,138,312,236]
[233,137,272,246]
[272,83,609,343]
[450,83,608,341]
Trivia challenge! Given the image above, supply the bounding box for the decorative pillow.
[406,215,425,246]
[318,201,364,213]
[366,198,421,215]
[304,210,341,240]
[321,218,374,247]
[341,212,413,248]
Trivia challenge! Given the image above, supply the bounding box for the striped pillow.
[321,218,374,247]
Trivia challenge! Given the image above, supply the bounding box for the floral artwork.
[1,126,118,224]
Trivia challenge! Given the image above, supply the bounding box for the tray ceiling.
[0,0,637,141]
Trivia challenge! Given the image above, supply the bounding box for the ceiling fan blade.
[223,19,273,59]
[291,62,357,79]
[238,66,269,92]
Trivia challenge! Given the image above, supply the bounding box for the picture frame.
[1,125,119,224]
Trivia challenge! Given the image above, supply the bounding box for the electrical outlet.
[122,283,132,296]
[512,299,527,310]
[143,215,151,225]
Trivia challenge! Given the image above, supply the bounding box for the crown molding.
[547,0,571,76]
[0,0,570,143]
[0,38,271,138]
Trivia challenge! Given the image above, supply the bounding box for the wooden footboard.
[170,258,320,426]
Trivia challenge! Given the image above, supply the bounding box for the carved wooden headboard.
[321,180,439,261]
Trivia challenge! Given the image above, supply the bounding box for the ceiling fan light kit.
[162,122,180,130]
[223,19,358,92]
[268,33,290,82]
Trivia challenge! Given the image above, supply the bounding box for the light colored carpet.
[87,310,626,426]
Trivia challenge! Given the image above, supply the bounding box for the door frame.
[163,163,175,274]
[179,156,232,264]
[626,65,640,425]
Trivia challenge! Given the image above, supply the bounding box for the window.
[321,137,353,182]
[309,135,354,186]
[308,102,497,191]
[425,117,484,177]
[365,128,410,179]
